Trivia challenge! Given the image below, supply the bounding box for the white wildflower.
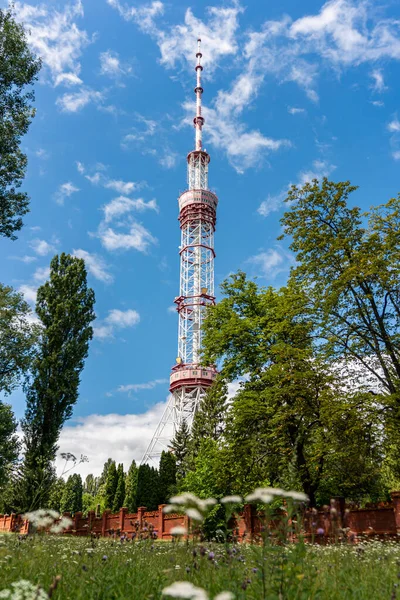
[163,505,179,514]
[0,580,49,600]
[50,516,73,534]
[245,489,274,504]
[170,526,188,536]
[185,508,204,522]
[197,498,217,511]
[220,495,242,504]
[214,593,235,600]
[169,493,198,506]
[286,490,309,502]
[162,581,208,600]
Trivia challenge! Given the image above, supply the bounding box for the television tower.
[142,39,218,464]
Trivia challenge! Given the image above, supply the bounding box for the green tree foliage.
[104,460,118,510]
[0,9,41,239]
[169,420,190,481]
[280,179,400,405]
[201,272,385,505]
[189,377,227,461]
[0,401,19,489]
[158,451,177,504]
[47,477,66,513]
[124,460,138,513]
[60,474,83,514]
[83,474,99,496]
[112,463,125,512]
[21,253,95,509]
[136,464,159,510]
[0,283,38,395]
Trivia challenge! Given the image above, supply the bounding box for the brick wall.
[1,492,400,541]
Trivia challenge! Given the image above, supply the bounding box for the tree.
[124,460,138,513]
[136,464,159,511]
[202,272,385,505]
[104,460,118,510]
[159,451,176,504]
[280,180,400,408]
[48,477,66,513]
[60,474,83,514]
[189,377,227,458]
[21,253,95,509]
[0,284,38,395]
[0,9,41,239]
[112,463,125,512]
[169,420,190,481]
[0,401,19,489]
[83,474,99,496]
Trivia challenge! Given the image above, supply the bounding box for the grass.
[1,533,400,599]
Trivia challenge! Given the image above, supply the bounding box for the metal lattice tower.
[142,39,218,465]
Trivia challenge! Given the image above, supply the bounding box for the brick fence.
[2,492,400,541]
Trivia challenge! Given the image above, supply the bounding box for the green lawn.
[1,534,399,599]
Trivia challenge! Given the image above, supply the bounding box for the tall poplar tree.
[0,9,41,239]
[136,464,159,510]
[21,253,95,509]
[124,459,138,513]
[104,461,118,510]
[112,463,125,512]
[159,451,176,504]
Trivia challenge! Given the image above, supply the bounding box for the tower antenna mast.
[142,39,218,464]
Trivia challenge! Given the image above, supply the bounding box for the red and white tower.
[142,40,218,464]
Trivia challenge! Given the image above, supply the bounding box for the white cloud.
[393,151,400,160]
[247,248,293,280]
[288,106,306,115]
[97,222,156,253]
[121,116,157,146]
[33,266,50,283]
[56,401,170,477]
[13,0,90,87]
[117,378,168,394]
[258,193,286,217]
[76,161,85,174]
[167,305,176,314]
[159,154,178,169]
[18,284,38,305]
[100,50,132,78]
[56,87,104,112]
[107,0,164,35]
[35,148,50,159]
[257,159,336,216]
[370,69,387,93]
[94,308,140,340]
[9,255,37,264]
[54,182,80,205]
[72,249,114,284]
[103,180,139,195]
[388,118,400,133]
[371,100,384,107]
[103,197,159,222]
[29,238,57,256]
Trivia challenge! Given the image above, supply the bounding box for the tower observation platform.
[142,39,218,464]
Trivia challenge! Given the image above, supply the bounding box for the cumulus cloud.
[288,106,306,115]
[121,115,157,147]
[246,248,293,281]
[56,401,170,477]
[93,308,140,340]
[54,182,80,205]
[18,284,38,305]
[117,378,168,395]
[370,69,387,93]
[33,266,50,283]
[9,255,37,264]
[76,163,144,195]
[393,151,400,160]
[56,88,104,112]
[388,118,400,133]
[100,50,132,78]
[29,238,57,256]
[72,249,114,284]
[97,222,156,253]
[13,0,90,87]
[103,197,158,222]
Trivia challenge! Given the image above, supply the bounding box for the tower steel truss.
[142,39,218,465]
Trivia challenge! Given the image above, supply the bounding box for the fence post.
[391,491,400,533]
[88,510,94,534]
[137,506,146,529]
[119,507,127,532]
[158,504,166,540]
[243,504,253,540]
[102,510,111,537]
[74,511,82,534]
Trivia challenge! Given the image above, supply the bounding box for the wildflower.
[0,580,49,599]
[221,495,242,504]
[171,526,188,536]
[50,516,73,534]
[317,528,325,535]
[214,594,234,600]
[245,489,273,504]
[286,491,309,502]
[162,581,208,600]
[208,552,215,561]
[163,505,178,514]
[186,508,204,522]
[102,555,108,561]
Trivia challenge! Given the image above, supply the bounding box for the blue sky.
[1,0,399,477]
